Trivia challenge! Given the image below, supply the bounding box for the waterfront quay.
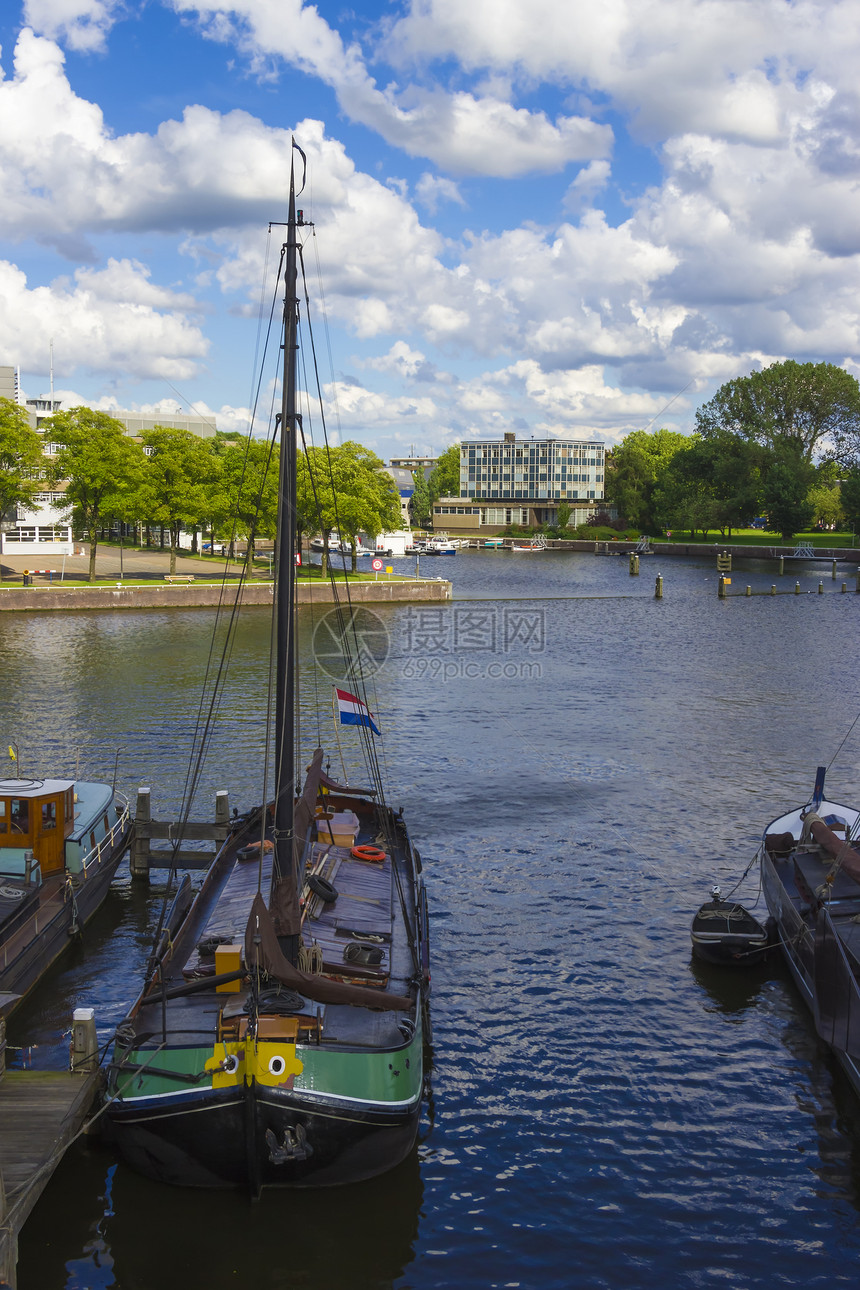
[0,546,452,609]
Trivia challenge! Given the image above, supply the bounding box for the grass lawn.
[651,529,856,547]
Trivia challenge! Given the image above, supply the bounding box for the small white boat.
[483,538,504,549]
[511,535,547,552]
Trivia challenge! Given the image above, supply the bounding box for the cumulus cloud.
[415,172,465,213]
[0,258,208,381]
[171,0,612,176]
[23,0,121,51]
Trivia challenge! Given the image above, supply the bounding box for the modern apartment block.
[431,431,606,533]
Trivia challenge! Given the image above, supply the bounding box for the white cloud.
[0,258,208,381]
[415,173,465,213]
[563,160,611,215]
[23,0,121,51]
[171,0,612,176]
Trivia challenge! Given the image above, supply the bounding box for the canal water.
[3,548,860,1289]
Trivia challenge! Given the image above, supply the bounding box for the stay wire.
[145,250,286,966]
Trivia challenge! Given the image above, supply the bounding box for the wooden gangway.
[0,1068,101,1289]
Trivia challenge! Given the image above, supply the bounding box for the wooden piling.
[832,559,837,580]
[131,788,231,879]
[655,574,663,599]
[818,580,824,594]
[795,581,801,594]
[779,556,784,575]
[130,785,151,879]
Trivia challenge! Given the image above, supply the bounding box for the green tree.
[555,502,572,530]
[760,442,815,539]
[0,399,44,526]
[213,437,277,571]
[839,469,860,539]
[410,468,432,527]
[428,444,461,504]
[141,428,218,574]
[46,407,147,581]
[807,481,844,531]
[331,443,401,572]
[652,440,721,538]
[696,360,860,462]
[605,428,689,531]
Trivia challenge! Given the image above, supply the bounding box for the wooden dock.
[0,1068,100,1290]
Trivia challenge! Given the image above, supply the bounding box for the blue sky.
[1,0,858,457]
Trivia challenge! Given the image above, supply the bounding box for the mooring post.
[131,786,151,881]
[718,575,726,598]
[214,790,230,847]
[745,585,751,596]
[629,553,639,576]
[770,585,776,595]
[779,556,784,575]
[655,574,663,599]
[70,1007,98,1074]
[832,559,837,580]
[795,581,801,594]
[818,580,824,594]
[842,582,848,594]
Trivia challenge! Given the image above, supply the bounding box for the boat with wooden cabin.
[0,774,131,1009]
[759,766,860,1097]
[102,143,430,1192]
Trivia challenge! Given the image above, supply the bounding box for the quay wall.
[540,540,860,561]
[0,578,452,612]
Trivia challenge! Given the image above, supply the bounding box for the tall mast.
[270,147,300,962]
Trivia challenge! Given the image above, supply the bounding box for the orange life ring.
[350,845,387,863]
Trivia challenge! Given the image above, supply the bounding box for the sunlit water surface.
[3,548,860,1289]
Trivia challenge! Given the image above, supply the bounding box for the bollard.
[795,581,801,594]
[629,552,639,576]
[779,556,784,575]
[842,582,848,594]
[70,1007,98,1073]
[746,585,752,596]
[131,786,152,880]
[718,576,726,598]
[832,559,837,580]
[655,574,663,599]
[770,585,776,595]
[818,581,824,595]
[856,570,860,594]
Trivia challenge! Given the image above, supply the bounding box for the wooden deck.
[0,1069,100,1290]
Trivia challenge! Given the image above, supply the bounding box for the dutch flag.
[335,687,381,736]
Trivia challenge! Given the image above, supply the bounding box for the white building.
[430,432,607,532]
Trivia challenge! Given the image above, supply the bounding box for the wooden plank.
[0,1070,100,1289]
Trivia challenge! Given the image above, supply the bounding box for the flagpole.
[331,688,349,784]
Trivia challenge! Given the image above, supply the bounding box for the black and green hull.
[104,1022,424,1189]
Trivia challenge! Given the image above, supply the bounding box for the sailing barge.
[760,766,860,1096]
[102,144,430,1191]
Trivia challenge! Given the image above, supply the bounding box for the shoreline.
[0,578,452,612]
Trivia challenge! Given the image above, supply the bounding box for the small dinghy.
[691,886,773,967]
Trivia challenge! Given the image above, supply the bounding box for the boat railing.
[80,792,131,876]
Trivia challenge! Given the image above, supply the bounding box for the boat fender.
[238,840,274,861]
[308,874,338,903]
[350,845,387,863]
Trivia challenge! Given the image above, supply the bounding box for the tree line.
[0,402,401,581]
[606,361,860,539]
